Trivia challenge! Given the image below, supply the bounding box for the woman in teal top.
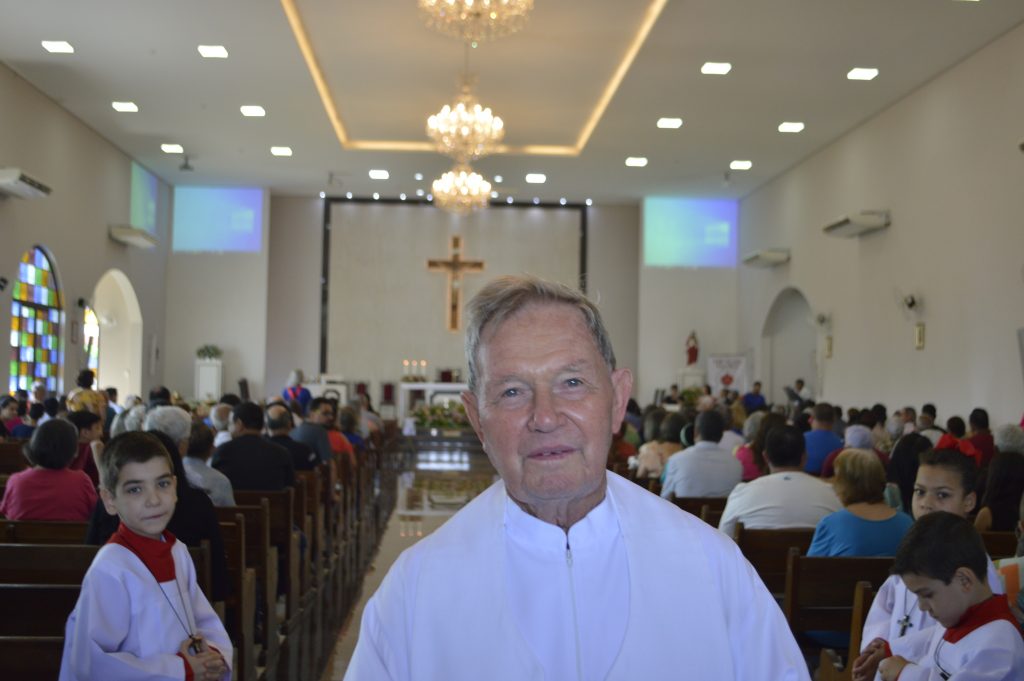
[809,448,914,557]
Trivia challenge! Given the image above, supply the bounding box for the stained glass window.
[9,247,63,394]
[83,306,100,380]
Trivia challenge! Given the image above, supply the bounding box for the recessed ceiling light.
[372,192,380,200]
[319,191,326,199]
[494,175,503,183]
[490,190,499,199]
[533,197,540,205]
[111,101,138,113]
[506,196,514,204]
[525,173,546,184]
[41,41,74,54]
[559,198,567,206]
[270,146,292,157]
[657,117,683,129]
[197,45,229,59]
[400,193,407,201]
[778,121,805,133]
[345,192,353,199]
[625,157,648,167]
[701,62,732,75]
[730,160,753,170]
[414,172,424,181]
[240,105,266,117]
[368,169,389,180]
[416,188,425,197]
[847,67,879,81]
[161,143,184,154]
[585,198,593,206]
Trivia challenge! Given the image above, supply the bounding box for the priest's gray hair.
[994,424,1024,455]
[464,275,616,393]
[144,406,193,446]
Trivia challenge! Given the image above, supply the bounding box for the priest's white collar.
[502,482,621,556]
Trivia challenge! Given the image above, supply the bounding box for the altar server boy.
[860,446,1004,648]
[59,431,232,681]
[854,511,1024,681]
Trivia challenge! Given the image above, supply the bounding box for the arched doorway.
[92,269,143,399]
[761,287,817,405]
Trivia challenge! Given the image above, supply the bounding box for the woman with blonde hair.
[808,449,913,557]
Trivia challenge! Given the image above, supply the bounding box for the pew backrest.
[669,495,728,517]
[734,524,815,595]
[0,584,80,635]
[0,519,89,544]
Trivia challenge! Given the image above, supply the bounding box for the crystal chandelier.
[417,0,534,43]
[432,164,492,215]
[427,76,504,162]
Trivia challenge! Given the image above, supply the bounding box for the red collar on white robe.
[943,595,1020,644]
[107,523,178,582]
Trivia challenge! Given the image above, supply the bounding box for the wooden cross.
[427,235,484,331]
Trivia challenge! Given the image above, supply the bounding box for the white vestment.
[59,540,232,681]
[881,610,1024,680]
[346,472,809,680]
[861,560,1004,651]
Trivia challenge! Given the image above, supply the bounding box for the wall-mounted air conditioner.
[742,249,790,268]
[0,168,51,199]
[109,225,158,249]
[823,210,890,238]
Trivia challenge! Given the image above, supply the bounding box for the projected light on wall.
[130,162,158,233]
[172,187,264,252]
[643,197,738,268]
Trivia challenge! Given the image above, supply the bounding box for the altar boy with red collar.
[854,511,1024,681]
[59,432,231,681]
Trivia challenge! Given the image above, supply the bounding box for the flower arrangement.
[413,402,470,429]
[196,344,223,360]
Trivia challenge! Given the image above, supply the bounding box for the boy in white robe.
[853,511,1024,681]
[860,447,1004,650]
[60,431,231,681]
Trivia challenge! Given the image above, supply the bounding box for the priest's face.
[463,302,632,524]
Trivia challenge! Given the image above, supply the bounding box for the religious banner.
[707,354,749,395]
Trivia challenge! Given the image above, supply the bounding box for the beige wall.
[738,22,1024,424]
[0,63,170,397]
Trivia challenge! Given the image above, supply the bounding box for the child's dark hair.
[24,419,79,469]
[99,431,175,493]
[892,511,987,584]
[918,448,977,495]
[66,410,101,434]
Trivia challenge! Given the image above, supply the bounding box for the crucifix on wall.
[427,234,484,331]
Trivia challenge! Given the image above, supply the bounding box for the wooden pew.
[0,519,88,544]
[218,515,256,681]
[0,543,213,596]
[819,581,875,681]
[699,504,723,528]
[233,489,302,680]
[669,495,728,518]
[0,583,80,635]
[296,467,329,670]
[734,524,815,595]
[214,501,278,679]
[783,548,893,648]
[981,531,1017,559]
[0,440,29,474]
[0,636,64,681]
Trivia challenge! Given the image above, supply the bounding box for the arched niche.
[92,269,144,399]
[760,287,817,405]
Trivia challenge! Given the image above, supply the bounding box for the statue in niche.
[685,331,699,367]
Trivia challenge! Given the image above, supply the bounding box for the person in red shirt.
[0,418,97,520]
[67,410,104,486]
[967,408,995,467]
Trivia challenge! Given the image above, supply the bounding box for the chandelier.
[417,0,534,43]
[432,164,492,215]
[426,76,504,162]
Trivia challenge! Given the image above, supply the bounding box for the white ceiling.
[1,0,1022,203]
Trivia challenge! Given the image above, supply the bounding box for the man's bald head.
[266,403,292,433]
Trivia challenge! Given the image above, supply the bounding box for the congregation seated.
[209,402,234,447]
[357,393,383,436]
[974,425,1024,533]
[635,410,686,480]
[808,449,913,558]
[10,401,44,438]
[339,405,366,451]
[916,402,945,445]
[804,402,843,475]
[291,396,337,463]
[819,423,890,479]
[266,402,318,471]
[660,410,742,499]
[886,433,933,515]
[717,405,744,455]
[0,418,96,521]
[212,401,294,491]
[718,424,841,539]
[183,419,235,507]
[66,409,103,486]
[1,395,21,434]
[968,407,995,467]
[733,411,785,482]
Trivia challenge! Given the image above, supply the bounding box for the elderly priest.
[346,276,808,680]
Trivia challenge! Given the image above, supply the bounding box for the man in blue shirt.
[804,402,842,476]
[741,381,767,414]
